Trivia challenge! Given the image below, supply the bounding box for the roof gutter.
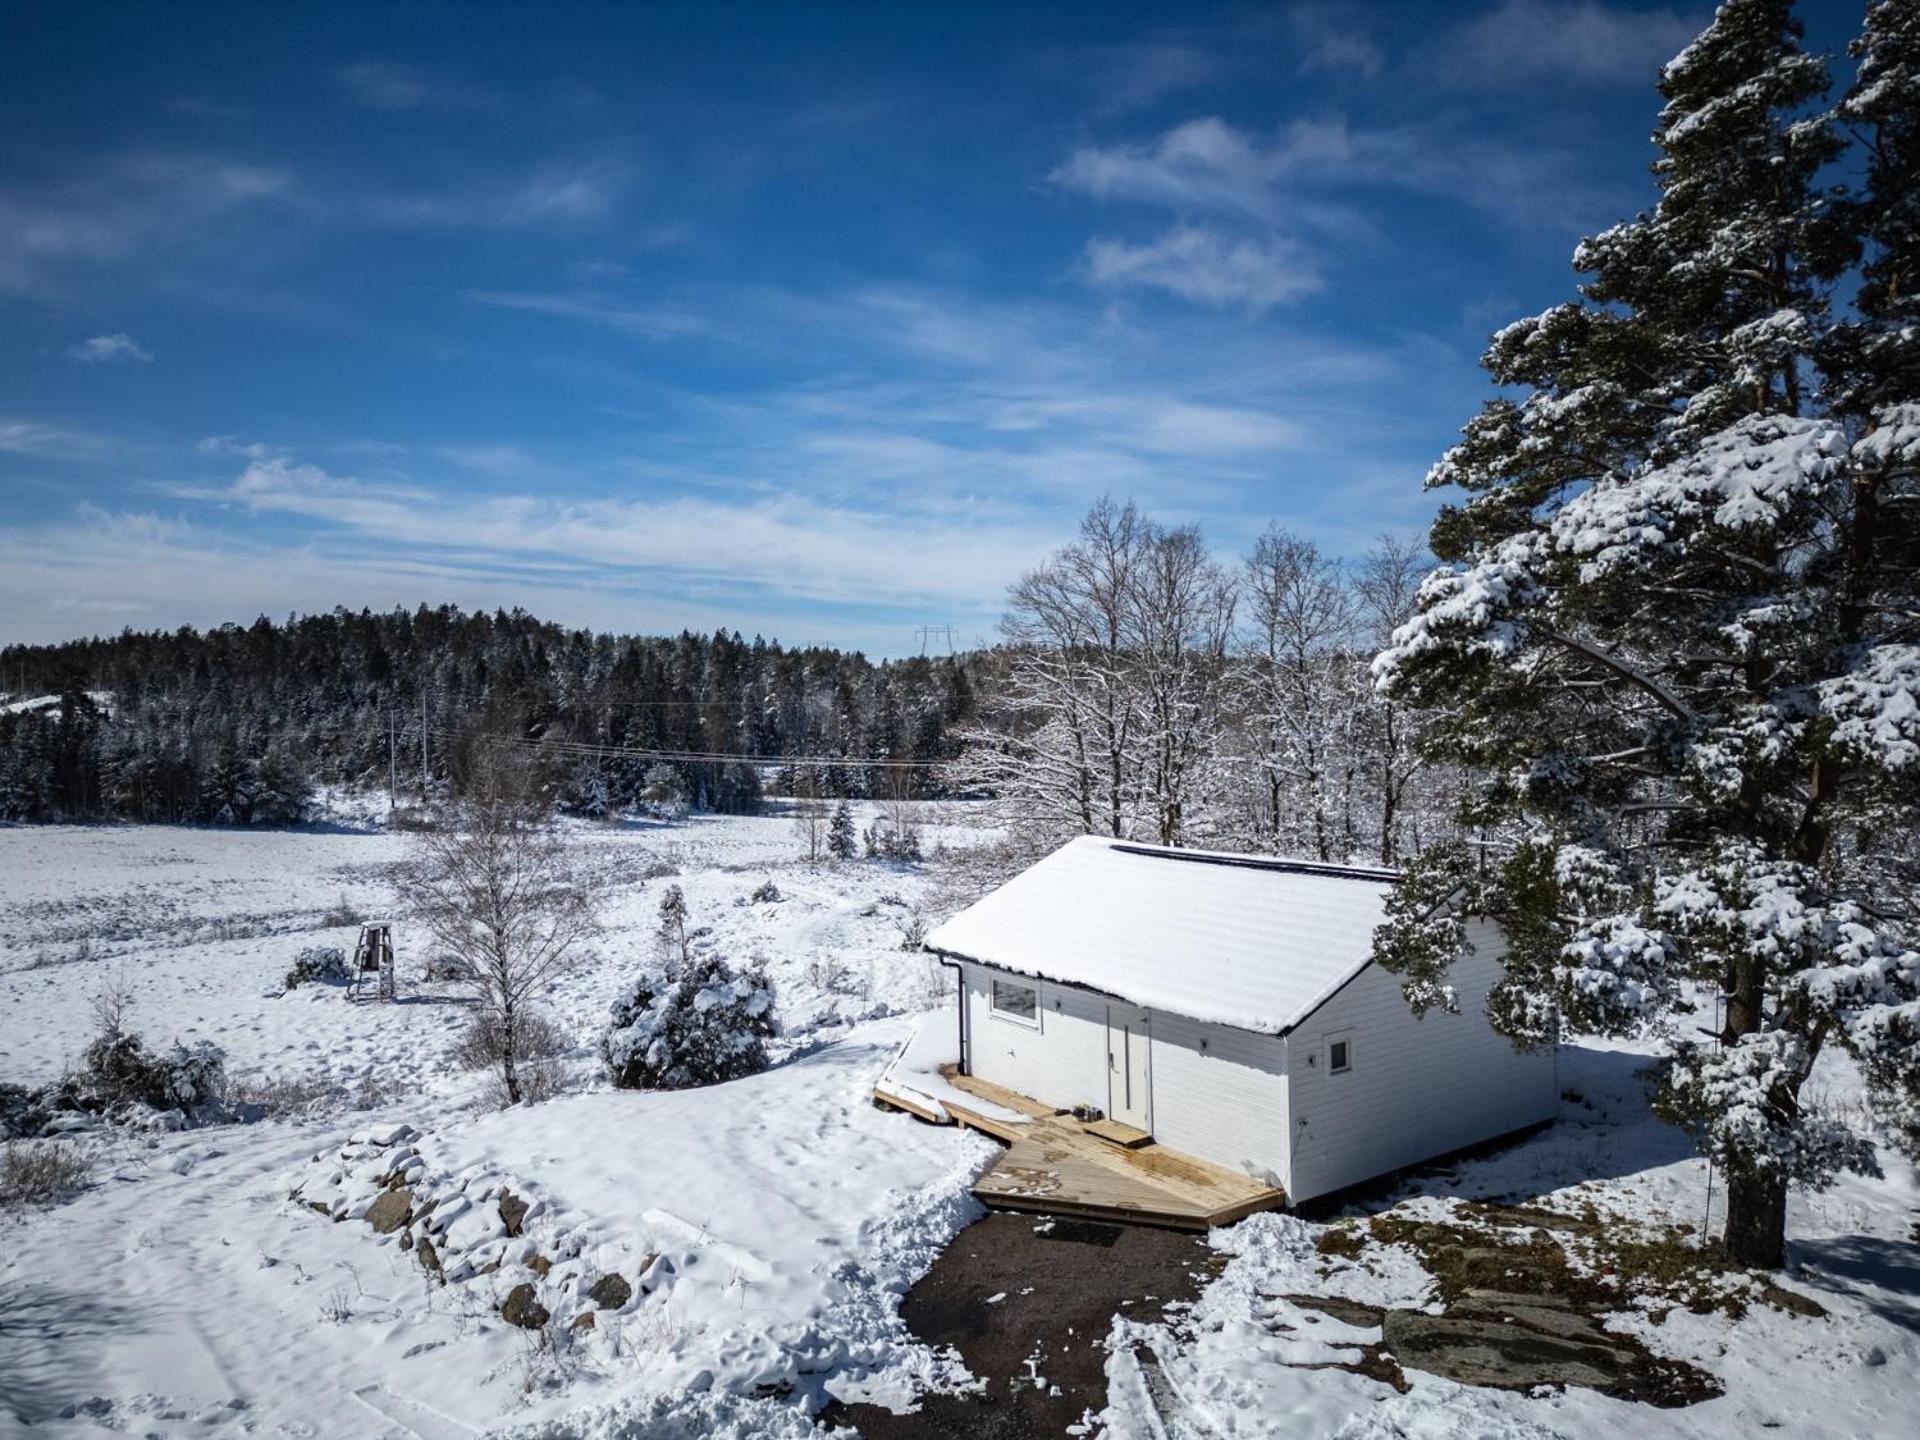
[924,941,1350,1042]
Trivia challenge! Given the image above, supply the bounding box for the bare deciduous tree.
[790,773,828,862]
[406,748,599,1106]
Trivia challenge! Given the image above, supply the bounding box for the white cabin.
[923,836,1557,1205]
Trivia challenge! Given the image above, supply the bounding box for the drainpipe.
[935,953,968,1075]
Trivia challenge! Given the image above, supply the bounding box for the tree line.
[0,607,979,823]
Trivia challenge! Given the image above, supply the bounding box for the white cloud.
[67,333,153,364]
[0,419,113,460]
[165,452,1058,613]
[1447,1,1700,86]
[0,151,292,297]
[1053,113,1628,237]
[463,289,706,339]
[1085,226,1321,310]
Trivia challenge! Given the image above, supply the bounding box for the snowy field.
[0,805,1002,1438]
[1,807,1916,1439]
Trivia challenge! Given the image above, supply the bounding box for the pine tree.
[1373,0,1919,1270]
[827,799,858,860]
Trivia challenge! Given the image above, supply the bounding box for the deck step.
[1084,1118,1152,1149]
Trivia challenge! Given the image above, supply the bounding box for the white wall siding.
[961,962,1109,1112]
[1283,920,1557,1203]
[1146,1011,1289,1187]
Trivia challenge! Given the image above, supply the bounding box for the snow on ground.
[1099,1038,1920,1440]
[4,806,1917,1438]
[0,804,1000,1437]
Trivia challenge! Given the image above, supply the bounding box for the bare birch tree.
[1352,533,1432,864]
[1235,526,1356,859]
[1133,523,1235,845]
[406,747,599,1106]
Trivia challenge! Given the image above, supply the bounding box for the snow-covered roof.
[924,836,1398,1035]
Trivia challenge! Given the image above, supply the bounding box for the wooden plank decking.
[877,1064,1286,1231]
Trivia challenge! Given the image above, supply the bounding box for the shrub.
[637,763,690,820]
[285,945,350,989]
[421,952,474,982]
[452,1007,568,1109]
[602,955,776,1090]
[864,817,923,862]
[0,1083,51,1140]
[320,893,363,927]
[749,880,781,904]
[72,1032,228,1116]
[227,1068,338,1119]
[0,1140,94,1208]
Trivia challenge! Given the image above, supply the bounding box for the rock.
[587,1272,632,1310]
[398,1229,414,1252]
[498,1188,529,1238]
[1382,1308,1637,1392]
[1275,1293,1384,1327]
[571,1311,597,1331]
[416,1236,442,1276]
[526,1254,552,1278]
[500,1284,550,1330]
[364,1187,413,1235]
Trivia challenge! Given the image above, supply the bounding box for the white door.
[1106,1003,1151,1131]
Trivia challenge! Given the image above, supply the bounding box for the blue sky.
[0,0,1863,655]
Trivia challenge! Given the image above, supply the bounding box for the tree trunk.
[1719,953,1789,1268]
[1722,1170,1787,1269]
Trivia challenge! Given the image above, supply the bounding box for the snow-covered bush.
[864,814,923,862]
[601,955,777,1090]
[284,944,350,989]
[70,1032,228,1118]
[637,763,690,820]
[749,880,781,904]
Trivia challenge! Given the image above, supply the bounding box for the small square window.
[991,977,1039,1024]
[1329,1038,1352,1074]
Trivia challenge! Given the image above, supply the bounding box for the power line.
[426,723,933,770]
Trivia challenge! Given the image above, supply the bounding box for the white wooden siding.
[961,962,1109,1112]
[1146,1010,1289,1186]
[1282,919,1557,1203]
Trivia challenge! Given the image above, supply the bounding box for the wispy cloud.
[1289,5,1385,80]
[1084,226,1320,310]
[167,451,1058,612]
[1083,39,1219,115]
[0,419,115,461]
[1445,1,1699,86]
[1053,113,1626,236]
[463,289,706,339]
[336,60,476,111]
[68,333,153,364]
[354,154,632,229]
[0,150,293,298]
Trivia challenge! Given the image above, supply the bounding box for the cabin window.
[990,977,1039,1025]
[1328,1034,1353,1075]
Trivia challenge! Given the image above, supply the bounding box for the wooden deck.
[877,1065,1286,1231]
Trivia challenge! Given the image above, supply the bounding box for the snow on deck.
[874,1004,1033,1127]
[924,835,1396,1034]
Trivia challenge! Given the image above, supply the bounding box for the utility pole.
[388,711,397,810]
